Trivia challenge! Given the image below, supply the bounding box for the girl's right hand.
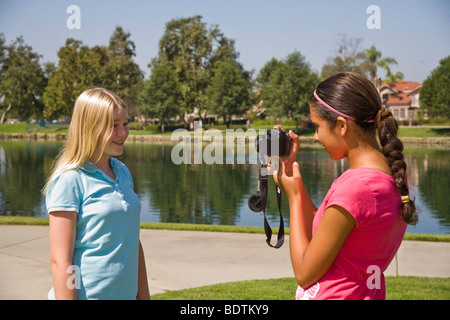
[273,125,300,177]
[271,126,301,198]
[285,129,300,175]
[273,159,302,202]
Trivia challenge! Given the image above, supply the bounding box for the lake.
[0,140,448,234]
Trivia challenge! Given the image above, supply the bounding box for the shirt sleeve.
[325,177,376,228]
[45,170,83,214]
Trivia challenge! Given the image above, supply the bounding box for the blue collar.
[80,160,97,173]
[80,158,120,175]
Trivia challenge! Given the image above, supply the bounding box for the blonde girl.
[44,88,150,300]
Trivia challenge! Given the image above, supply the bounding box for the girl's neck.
[90,154,115,180]
[347,143,391,176]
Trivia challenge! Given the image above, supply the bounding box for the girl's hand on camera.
[272,125,300,176]
[273,160,301,201]
[270,125,301,199]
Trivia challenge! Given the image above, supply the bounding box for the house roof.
[381,81,422,107]
[380,81,422,93]
[386,92,412,106]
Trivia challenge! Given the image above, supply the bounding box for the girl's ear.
[335,116,348,136]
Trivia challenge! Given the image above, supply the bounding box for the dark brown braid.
[376,109,418,225]
[310,72,418,225]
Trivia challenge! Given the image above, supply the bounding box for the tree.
[43,26,143,120]
[154,15,238,124]
[321,34,367,79]
[257,51,319,128]
[256,58,283,87]
[139,60,181,132]
[103,26,143,117]
[0,35,46,123]
[42,39,107,119]
[363,45,399,82]
[419,55,450,119]
[206,60,252,127]
[384,70,404,83]
[322,36,403,85]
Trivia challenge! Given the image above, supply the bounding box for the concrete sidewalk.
[0,225,449,300]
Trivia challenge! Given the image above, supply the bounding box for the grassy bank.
[1,216,449,242]
[1,123,449,138]
[151,276,450,300]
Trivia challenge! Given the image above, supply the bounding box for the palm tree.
[385,70,404,83]
[363,45,399,82]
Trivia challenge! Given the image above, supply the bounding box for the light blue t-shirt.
[46,158,141,300]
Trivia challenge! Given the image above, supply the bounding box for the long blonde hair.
[42,88,127,195]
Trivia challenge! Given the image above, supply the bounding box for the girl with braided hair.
[272,72,417,300]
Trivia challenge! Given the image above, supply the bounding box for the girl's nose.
[313,130,319,142]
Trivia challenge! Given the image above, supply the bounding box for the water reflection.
[0,140,448,234]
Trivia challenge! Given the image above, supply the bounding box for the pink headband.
[313,90,374,123]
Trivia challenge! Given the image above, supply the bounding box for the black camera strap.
[260,164,285,248]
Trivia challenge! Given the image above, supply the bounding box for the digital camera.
[255,128,292,157]
[248,128,292,248]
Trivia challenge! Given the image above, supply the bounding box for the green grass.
[0,216,50,226]
[386,276,450,300]
[1,123,449,138]
[152,278,298,300]
[150,276,450,300]
[1,216,449,242]
[0,123,68,134]
[398,127,450,138]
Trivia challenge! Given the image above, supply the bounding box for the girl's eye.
[113,121,128,128]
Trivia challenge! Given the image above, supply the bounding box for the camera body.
[255,128,292,157]
[249,128,291,248]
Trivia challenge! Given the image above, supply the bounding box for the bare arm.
[49,211,77,300]
[274,160,355,289]
[289,194,355,288]
[136,240,150,300]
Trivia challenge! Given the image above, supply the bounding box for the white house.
[379,81,422,122]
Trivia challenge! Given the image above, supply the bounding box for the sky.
[1,0,449,83]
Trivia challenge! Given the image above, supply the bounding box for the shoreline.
[0,216,449,242]
[1,132,450,146]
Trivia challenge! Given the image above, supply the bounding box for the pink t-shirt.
[295,167,407,300]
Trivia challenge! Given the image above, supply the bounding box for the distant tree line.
[1,17,448,126]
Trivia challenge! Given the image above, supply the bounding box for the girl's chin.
[109,144,124,155]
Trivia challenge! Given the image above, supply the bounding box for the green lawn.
[151,276,450,300]
[398,127,450,138]
[0,123,69,134]
[2,216,449,242]
[1,123,449,138]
